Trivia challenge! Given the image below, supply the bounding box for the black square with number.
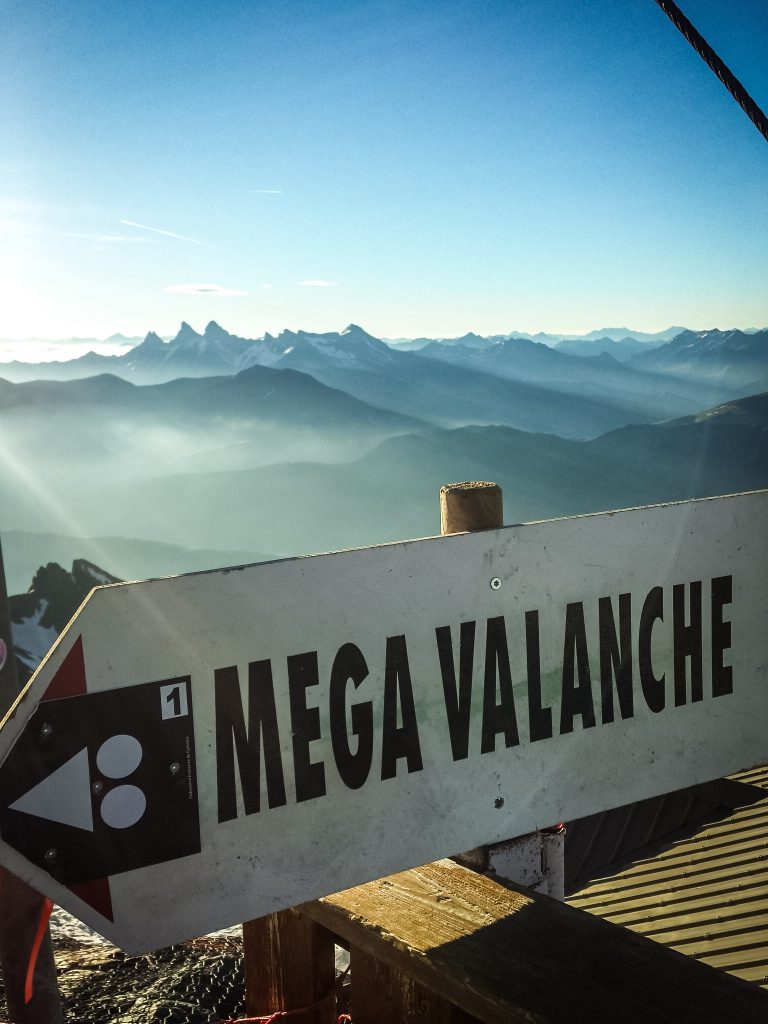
[0,676,201,885]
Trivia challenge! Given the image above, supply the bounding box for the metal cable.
[653,0,768,143]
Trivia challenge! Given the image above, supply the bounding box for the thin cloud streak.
[298,279,338,287]
[120,219,211,246]
[165,283,248,296]
[66,233,153,243]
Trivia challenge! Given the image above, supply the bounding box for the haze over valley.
[2,322,766,596]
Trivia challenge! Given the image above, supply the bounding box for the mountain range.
[629,329,768,390]
[0,330,683,450]
[1,319,765,591]
[3,322,765,434]
[385,325,692,350]
[2,321,764,385]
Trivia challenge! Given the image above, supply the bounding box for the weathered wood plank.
[301,858,768,1024]
[243,909,335,1024]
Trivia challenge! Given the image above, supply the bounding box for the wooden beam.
[302,858,768,1024]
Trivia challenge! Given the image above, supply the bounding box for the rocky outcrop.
[9,560,120,685]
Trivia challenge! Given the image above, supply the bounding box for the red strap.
[24,897,54,1004]
[219,1016,350,1024]
[218,965,351,1023]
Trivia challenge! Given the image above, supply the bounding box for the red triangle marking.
[42,636,87,701]
[68,877,114,922]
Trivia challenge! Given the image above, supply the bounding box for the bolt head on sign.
[0,491,766,953]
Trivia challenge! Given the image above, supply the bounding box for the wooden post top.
[440,482,503,536]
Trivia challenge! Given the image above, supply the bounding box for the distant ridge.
[1,321,765,435]
[384,326,691,351]
[6,322,768,375]
[628,328,768,389]
[2,321,764,384]
[0,321,699,438]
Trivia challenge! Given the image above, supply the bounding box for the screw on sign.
[0,491,765,954]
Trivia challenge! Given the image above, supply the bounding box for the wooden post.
[440,481,503,536]
[350,947,477,1024]
[440,486,567,896]
[243,909,336,1023]
[441,482,503,873]
[241,484,503,1024]
[0,540,64,1023]
[348,483,503,1024]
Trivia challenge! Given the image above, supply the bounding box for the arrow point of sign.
[68,877,114,921]
[9,748,94,832]
[42,636,87,702]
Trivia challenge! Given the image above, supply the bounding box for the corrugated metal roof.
[564,785,731,892]
[567,766,768,990]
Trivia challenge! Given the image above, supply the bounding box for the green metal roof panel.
[568,767,768,990]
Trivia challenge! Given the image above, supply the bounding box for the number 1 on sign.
[160,681,189,720]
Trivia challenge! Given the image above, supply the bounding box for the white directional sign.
[0,491,766,952]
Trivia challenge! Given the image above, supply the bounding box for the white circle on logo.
[96,735,143,779]
[0,639,7,673]
[100,785,146,829]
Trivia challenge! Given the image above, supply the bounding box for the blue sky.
[2,0,767,348]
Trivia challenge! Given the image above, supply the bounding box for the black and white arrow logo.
[0,677,200,886]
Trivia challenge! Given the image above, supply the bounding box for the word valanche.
[215,576,733,822]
